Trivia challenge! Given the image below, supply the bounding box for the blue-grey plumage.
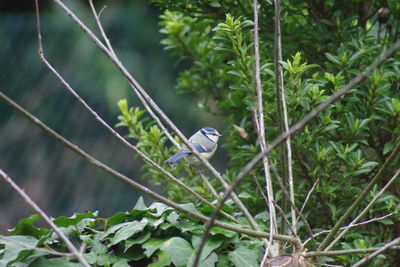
[165,127,222,165]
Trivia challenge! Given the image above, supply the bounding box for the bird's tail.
[165,153,188,164]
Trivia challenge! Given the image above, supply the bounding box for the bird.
[165,127,222,165]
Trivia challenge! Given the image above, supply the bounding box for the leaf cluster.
[0,198,264,267]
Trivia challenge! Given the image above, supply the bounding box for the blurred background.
[0,0,224,231]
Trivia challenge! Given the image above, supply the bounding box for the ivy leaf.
[148,250,172,267]
[148,202,173,217]
[191,235,224,262]
[9,214,49,239]
[110,218,149,246]
[53,211,97,228]
[101,222,131,240]
[0,235,38,266]
[228,246,259,267]
[113,259,131,267]
[30,257,82,267]
[210,227,236,238]
[161,237,194,267]
[200,252,218,267]
[124,232,152,252]
[143,238,167,258]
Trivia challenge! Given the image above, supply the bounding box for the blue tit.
[165,127,222,165]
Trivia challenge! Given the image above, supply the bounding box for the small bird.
[165,127,222,165]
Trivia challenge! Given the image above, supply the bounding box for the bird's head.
[200,127,222,143]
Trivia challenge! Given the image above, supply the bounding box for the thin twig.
[0,168,90,267]
[0,92,297,243]
[197,169,219,200]
[53,0,260,232]
[252,0,278,262]
[324,168,400,251]
[273,200,300,241]
[299,178,319,216]
[303,211,398,246]
[306,245,398,257]
[274,0,296,237]
[269,163,316,248]
[35,1,236,225]
[0,235,74,258]
[186,37,400,265]
[254,159,299,244]
[351,236,400,267]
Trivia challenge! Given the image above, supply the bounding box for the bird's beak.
[217,133,222,137]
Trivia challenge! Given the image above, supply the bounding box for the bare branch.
[306,244,400,257]
[197,169,219,200]
[273,201,300,241]
[299,178,320,216]
[0,92,296,242]
[351,236,400,266]
[273,0,296,235]
[52,0,260,231]
[325,168,400,250]
[0,168,90,267]
[252,0,278,261]
[269,163,316,248]
[35,1,236,224]
[303,211,398,246]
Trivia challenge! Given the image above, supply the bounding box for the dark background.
[0,0,224,231]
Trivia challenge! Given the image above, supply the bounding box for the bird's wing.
[179,143,208,153]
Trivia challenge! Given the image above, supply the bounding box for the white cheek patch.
[207,134,219,142]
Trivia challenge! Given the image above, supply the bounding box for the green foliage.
[144,0,400,265]
[0,198,264,267]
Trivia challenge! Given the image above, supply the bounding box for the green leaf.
[113,259,130,267]
[208,0,221,8]
[53,211,97,228]
[30,257,82,267]
[378,218,394,225]
[238,192,252,199]
[210,227,236,238]
[161,237,194,267]
[107,212,129,226]
[383,141,394,155]
[143,238,167,258]
[132,196,148,211]
[325,53,340,65]
[179,203,201,215]
[323,123,339,132]
[101,222,131,240]
[148,202,173,217]
[228,246,259,267]
[359,161,378,169]
[166,212,179,225]
[148,250,172,267]
[200,252,218,267]
[96,253,119,265]
[191,235,223,262]
[0,235,38,266]
[9,214,49,239]
[124,232,152,252]
[110,218,149,246]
